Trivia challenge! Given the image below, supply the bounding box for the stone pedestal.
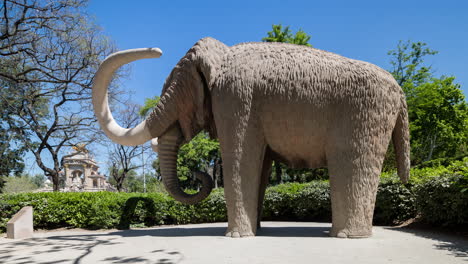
[7,206,33,239]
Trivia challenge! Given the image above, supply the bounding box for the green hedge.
[1,174,467,232]
[263,181,331,221]
[0,190,228,232]
[416,175,468,226]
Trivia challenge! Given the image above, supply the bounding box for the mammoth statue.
[92,37,410,238]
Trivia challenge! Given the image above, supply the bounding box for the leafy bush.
[118,196,160,229]
[374,182,416,224]
[380,157,468,184]
[416,174,468,225]
[417,155,468,169]
[2,176,38,193]
[262,181,331,221]
[0,190,228,232]
[1,164,467,232]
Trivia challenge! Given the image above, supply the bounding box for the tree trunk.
[275,161,282,184]
[426,133,437,161]
[117,171,127,192]
[213,158,218,188]
[51,172,59,192]
[218,159,223,187]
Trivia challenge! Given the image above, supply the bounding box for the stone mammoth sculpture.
[92,37,410,238]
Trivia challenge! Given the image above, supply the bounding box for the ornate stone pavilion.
[60,146,114,192]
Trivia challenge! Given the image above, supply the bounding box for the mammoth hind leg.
[327,147,385,238]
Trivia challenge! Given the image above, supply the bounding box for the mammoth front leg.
[218,124,266,238]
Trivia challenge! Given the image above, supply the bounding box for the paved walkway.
[0,222,467,264]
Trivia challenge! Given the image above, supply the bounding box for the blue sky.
[87,0,468,104]
[25,0,468,176]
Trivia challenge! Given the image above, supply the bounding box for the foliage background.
[1,158,467,232]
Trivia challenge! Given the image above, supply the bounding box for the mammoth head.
[92,37,228,204]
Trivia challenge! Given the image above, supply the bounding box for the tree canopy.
[387,41,468,165]
[139,96,160,117]
[140,96,222,190]
[262,24,312,47]
[0,0,116,191]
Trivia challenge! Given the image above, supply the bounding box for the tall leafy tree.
[388,41,438,95]
[0,119,26,191]
[0,0,116,191]
[387,41,468,165]
[141,96,223,189]
[152,132,221,189]
[0,70,33,191]
[406,77,467,162]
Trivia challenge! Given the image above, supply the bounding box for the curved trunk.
[159,126,213,205]
[92,48,163,146]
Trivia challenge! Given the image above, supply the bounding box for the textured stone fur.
[98,37,411,238]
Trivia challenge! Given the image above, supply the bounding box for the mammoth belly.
[261,103,329,169]
[267,138,327,169]
[269,148,327,169]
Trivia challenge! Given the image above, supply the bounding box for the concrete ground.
[0,222,467,264]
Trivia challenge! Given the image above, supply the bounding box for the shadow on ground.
[0,234,182,264]
[78,225,330,238]
[0,225,330,264]
[385,224,468,260]
[2,223,468,263]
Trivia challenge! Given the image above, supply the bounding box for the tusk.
[151,138,159,152]
[92,48,163,146]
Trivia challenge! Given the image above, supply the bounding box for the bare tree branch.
[107,103,150,191]
[1,0,119,191]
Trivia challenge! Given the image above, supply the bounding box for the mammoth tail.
[392,99,411,183]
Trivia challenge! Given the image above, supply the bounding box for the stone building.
[60,148,114,192]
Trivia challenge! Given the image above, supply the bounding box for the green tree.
[139,96,161,117]
[125,172,144,193]
[0,0,116,191]
[3,176,38,193]
[387,41,468,165]
[388,41,438,95]
[31,174,46,188]
[141,97,223,189]
[151,131,222,190]
[176,132,221,189]
[407,77,467,162]
[108,168,141,192]
[262,24,312,47]
[0,76,35,191]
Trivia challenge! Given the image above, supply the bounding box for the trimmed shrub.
[164,189,227,225]
[118,197,159,229]
[262,181,331,221]
[1,170,467,232]
[0,192,170,231]
[374,182,416,224]
[416,174,468,226]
